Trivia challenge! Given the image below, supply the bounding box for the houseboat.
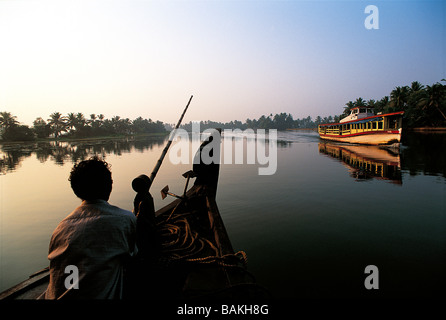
[318,107,404,146]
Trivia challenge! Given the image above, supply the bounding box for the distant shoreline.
[2,127,446,145]
[288,127,446,133]
[286,128,318,132]
[409,127,446,132]
[0,132,169,145]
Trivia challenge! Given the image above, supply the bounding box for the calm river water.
[0,130,445,299]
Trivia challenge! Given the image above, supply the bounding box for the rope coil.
[156,207,248,269]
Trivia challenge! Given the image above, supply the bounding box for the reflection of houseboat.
[318,142,402,184]
[318,107,404,146]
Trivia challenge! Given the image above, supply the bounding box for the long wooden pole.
[149,95,193,183]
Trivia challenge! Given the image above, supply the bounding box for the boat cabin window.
[359,108,366,113]
[353,109,358,114]
[378,121,383,129]
[372,122,377,129]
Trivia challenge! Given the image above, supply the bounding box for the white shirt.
[45,199,137,299]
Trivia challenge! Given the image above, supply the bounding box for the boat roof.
[319,111,404,127]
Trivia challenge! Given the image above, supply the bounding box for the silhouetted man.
[45,156,137,299]
[132,174,157,261]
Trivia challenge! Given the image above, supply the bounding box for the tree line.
[179,114,321,131]
[0,112,166,141]
[179,80,446,131]
[342,80,446,128]
[1,80,445,141]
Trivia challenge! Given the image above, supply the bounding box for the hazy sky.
[0,0,444,126]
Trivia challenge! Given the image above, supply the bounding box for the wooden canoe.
[0,130,267,300]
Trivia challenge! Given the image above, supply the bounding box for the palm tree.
[419,83,446,123]
[88,114,96,126]
[66,113,77,132]
[376,96,390,114]
[410,81,424,93]
[342,101,355,118]
[111,115,121,130]
[405,81,426,127]
[47,112,67,139]
[97,114,105,128]
[408,81,425,108]
[367,99,376,107]
[355,97,367,107]
[89,114,102,131]
[75,113,86,129]
[390,86,409,111]
[0,111,19,129]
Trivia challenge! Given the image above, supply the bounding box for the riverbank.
[409,127,446,132]
[287,127,446,133]
[286,128,318,132]
[0,132,169,145]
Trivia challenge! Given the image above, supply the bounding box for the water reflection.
[1,130,445,297]
[318,142,402,184]
[401,132,446,178]
[0,136,168,175]
[2,132,445,180]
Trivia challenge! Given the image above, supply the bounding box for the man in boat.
[132,175,157,261]
[123,174,160,299]
[44,156,138,299]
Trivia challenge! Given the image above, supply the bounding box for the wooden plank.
[206,195,234,256]
[0,268,49,300]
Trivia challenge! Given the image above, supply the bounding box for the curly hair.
[69,156,113,201]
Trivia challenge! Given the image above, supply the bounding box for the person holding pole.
[132,95,193,258]
[125,96,193,298]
